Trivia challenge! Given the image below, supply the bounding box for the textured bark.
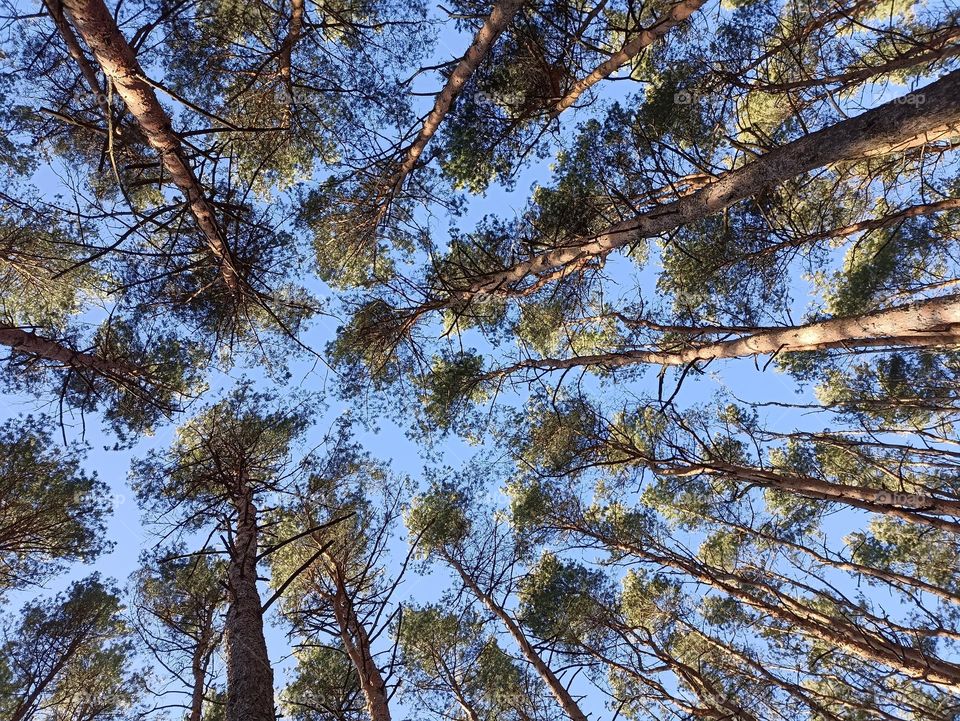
[445,553,589,721]
[327,562,392,721]
[277,0,304,112]
[489,292,960,374]
[224,485,274,721]
[60,0,242,293]
[445,70,960,300]
[551,0,705,115]
[0,325,143,378]
[392,0,526,189]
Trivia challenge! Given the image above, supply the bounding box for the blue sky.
[3,0,957,717]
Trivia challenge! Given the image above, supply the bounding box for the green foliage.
[518,552,613,645]
[620,570,682,633]
[283,646,363,721]
[417,351,487,432]
[0,417,110,592]
[132,386,313,521]
[405,484,472,557]
[0,576,142,721]
[398,603,541,720]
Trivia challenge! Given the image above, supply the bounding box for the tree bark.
[392,0,527,190]
[651,459,960,533]
[188,618,214,721]
[327,559,392,721]
[488,292,960,374]
[188,645,206,721]
[224,485,274,721]
[444,552,589,721]
[277,0,304,115]
[551,0,705,116]
[0,325,144,379]
[60,0,242,294]
[443,69,960,301]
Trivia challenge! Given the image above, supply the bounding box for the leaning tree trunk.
[391,0,527,190]
[651,459,960,533]
[0,325,144,379]
[444,553,590,721]
[224,483,274,721]
[492,292,960,375]
[60,0,242,294]
[586,525,960,693]
[446,69,960,301]
[552,0,705,116]
[327,558,392,721]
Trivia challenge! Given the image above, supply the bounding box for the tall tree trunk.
[327,560,392,721]
[277,0,304,120]
[444,552,589,721]
[224,485,274,721]
[490,292,960,374]
[391,0,527,190]
[188,621,214,721]
[444,69,960,301]
[59,0,242,294]
[188,646,205,721]
[551,0,705,116]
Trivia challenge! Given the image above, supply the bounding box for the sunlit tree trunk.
[60,0,243,293]
[492,292,960,374]
[552,0,705,115]
[0,325,142,378]
[392,0,527,190]
[445,70,960,301]
[327,558,392,721]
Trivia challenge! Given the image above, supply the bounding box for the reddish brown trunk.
[277,0,304,117]
[392,0,526,189]
[60,0,242,293]
[0,325,143,378]
[552,0,705,115]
